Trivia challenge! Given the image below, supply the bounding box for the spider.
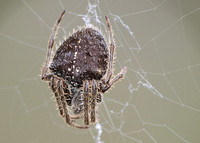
[41,10,127,129]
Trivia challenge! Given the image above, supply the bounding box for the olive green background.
[1,0,200,143]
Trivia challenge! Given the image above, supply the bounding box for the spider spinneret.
[41,10,127,129]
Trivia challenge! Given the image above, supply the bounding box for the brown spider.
[41,10,127,129]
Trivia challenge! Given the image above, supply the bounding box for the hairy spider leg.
[101,16,127,93]
[104,16,115,83]
[102,67,127,93]
[49,77,64,116]
[58,80,89,129]
[83,80,89,125]
[91,80,97,123]
[41,10,65,81]
[59,80,84,119]
[50,74,85,120]
[50,77,87,127]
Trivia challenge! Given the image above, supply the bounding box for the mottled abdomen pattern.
[50,27,109,87]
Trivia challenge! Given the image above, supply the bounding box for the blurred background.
[0,0,200,143]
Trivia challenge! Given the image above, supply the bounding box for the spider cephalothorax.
[41,10,127,129]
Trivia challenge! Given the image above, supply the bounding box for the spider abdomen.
[50,27,109,86]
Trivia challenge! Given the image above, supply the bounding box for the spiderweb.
[1,0,200,143]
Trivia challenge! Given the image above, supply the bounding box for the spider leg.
[83,80,89,125]
[101,16,127,92]
[101,66,127,93]
[91,80,97,123]
[60,95,88,128]
[104,16,115,83]
[41,10,65,81]
[96,93,102,103]
[49,77,64,116]
[50,77,83,119]
[60,81,84,119]
[58,80,89,129]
